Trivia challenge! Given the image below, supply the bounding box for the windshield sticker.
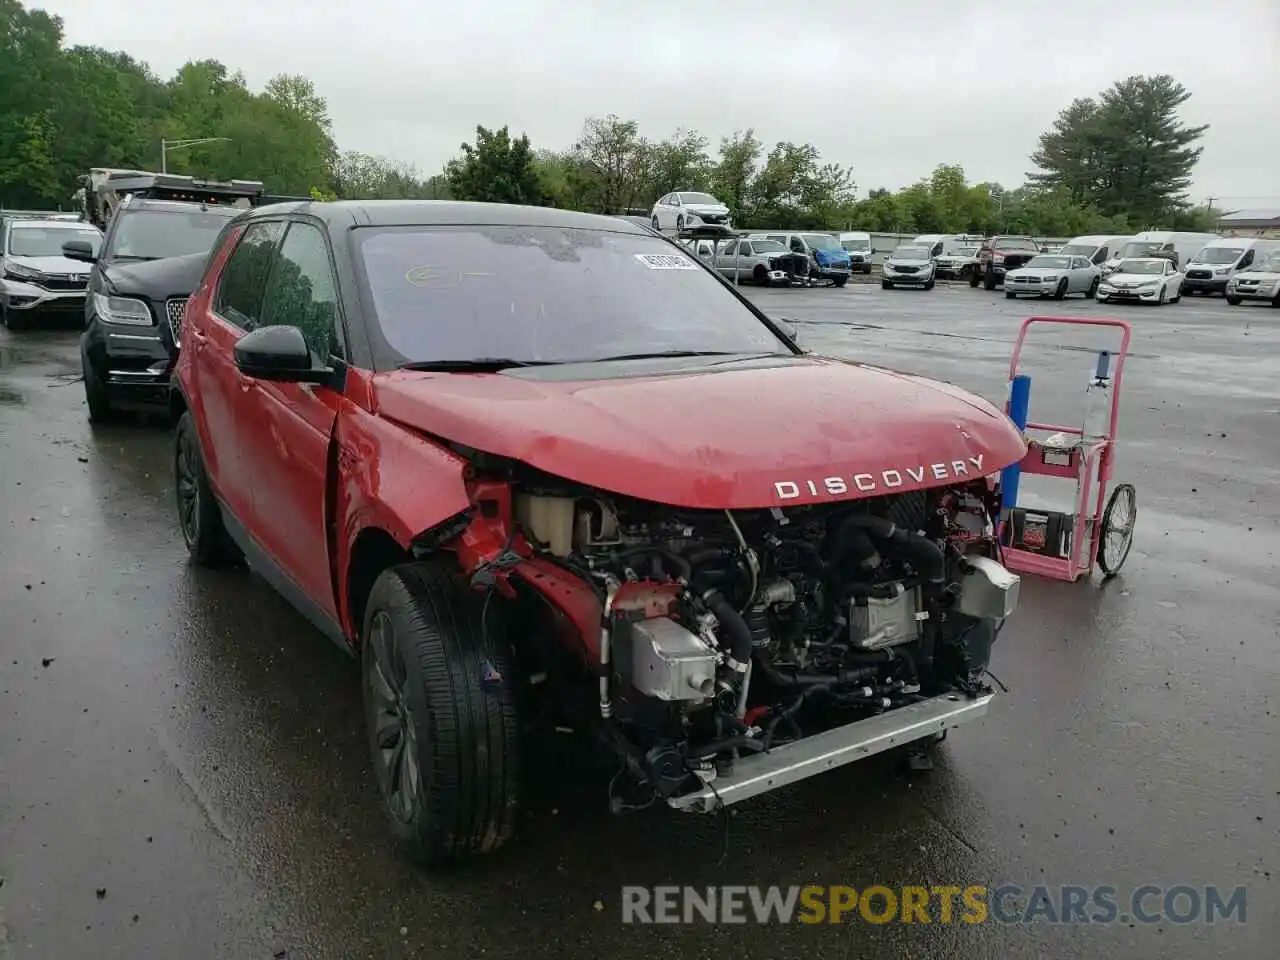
[634,253,699,271]
[405,265,494,289]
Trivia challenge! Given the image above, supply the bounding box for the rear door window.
[214,221,286,330]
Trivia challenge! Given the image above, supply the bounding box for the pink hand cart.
[999,315,1138,582]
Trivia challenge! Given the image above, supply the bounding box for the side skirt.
[218,498,354,657]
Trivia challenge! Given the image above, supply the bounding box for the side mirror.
[62,240,97,263]
[233,325,329,383]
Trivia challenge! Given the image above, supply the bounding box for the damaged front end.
[436,461,1020,814]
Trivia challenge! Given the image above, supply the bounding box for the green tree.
[709,129,762,223]
[1029,75,1207,225]
[570,114,650,214]
[445,124,545,205]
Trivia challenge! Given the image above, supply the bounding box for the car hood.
[372,356,1026,509]
[1104,272,1163,285]
[887,258,932,268]
[100,251,210,299]
[7,254,92,275]
[1233,270,1280,281]
[684,204,730,216]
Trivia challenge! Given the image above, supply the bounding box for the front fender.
[332,407,472,633]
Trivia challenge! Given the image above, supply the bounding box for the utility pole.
[160,137,232,174]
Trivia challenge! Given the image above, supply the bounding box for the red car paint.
[177,225,1025,669]
[371,358,1026,509]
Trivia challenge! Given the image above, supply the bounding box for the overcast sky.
[38,0,1280,207]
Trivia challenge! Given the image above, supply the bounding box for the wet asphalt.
[1,283,1277,959]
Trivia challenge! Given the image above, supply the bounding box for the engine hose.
[835,514,945,584]
[613,546,692,582]
[752,652,883,689]
[694,735,766,758]
[704,590,753,671]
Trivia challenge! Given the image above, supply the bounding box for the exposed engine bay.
[490,465,1022,808]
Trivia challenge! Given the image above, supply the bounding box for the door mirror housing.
[62,239,97,263]
[233,325,331,384]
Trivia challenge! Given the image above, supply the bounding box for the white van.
[1182,238,1280,296]
[1102,231,1220,275]
[837,231,873,273]
[1058,235,1130,268]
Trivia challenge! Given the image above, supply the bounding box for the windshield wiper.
[583,350,761,363]
[109,254,161,262]
[397,358,557,372]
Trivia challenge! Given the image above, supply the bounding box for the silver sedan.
[1003,254,1101,300]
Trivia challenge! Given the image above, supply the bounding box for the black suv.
[65,197,243,422]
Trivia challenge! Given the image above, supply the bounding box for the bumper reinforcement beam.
[668,692,994,812]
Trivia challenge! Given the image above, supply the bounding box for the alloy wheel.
[367,611,421,824]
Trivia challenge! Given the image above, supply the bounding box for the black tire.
[833,276,848,288]
[923,278,935,291]
[969,270,981,288]
[881,279,893,289]
[1096,483,1137,578]
[1005,290,1015,299]
[174,410,242,567]
[983,270,997,290]
[361,562,522,866]
[1272,294,1280,308]
[1226,296,1242,306]
[2,303,28,330]
[753,264,768,286]
[676,215,685,231]
[1087,277,1099,299]
[1052,278,1068,300]
[81,343,116,424]
[650,216,660,231]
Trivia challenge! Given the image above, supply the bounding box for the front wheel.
[650,216,660,231]
[1053,278,1068,300]
[881,279,893,289]
[1005,290,1015,299]
[923,278,935,290]
[362,563,523,866]
[833,276,848,288]
[969,270,981,288]
[81,343,116,424]
[1226,296,1242,306]
[1087,277,1099,299]
[983,270,997,290]
[1097,483,1137,578]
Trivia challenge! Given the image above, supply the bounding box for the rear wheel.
[174,411,242,567]
[983,270,997,290]
[969,269,981,288]
[362,562,523,866]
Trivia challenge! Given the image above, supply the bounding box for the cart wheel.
[1096,482,1137,578]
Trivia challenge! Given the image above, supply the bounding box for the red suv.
[171,201,1025,865]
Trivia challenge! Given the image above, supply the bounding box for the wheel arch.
[345,526,413,647]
